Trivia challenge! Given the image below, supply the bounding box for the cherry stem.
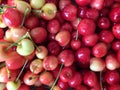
[100,72,103,90]
[26,32,41,52]
[5,32,28,51]
[0,42,12,44]
[21,8,29,26]
[50,63,64,90]
[32,9,42,14]
[6,67,11,79]
[0,5,16,8]
[15,60,28,82]
[75,30,79,40]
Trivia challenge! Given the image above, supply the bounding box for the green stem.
[6,67,11,79]
[21,8,29,26]
[50,63,64,90]
[0,42,11,44]
[5,33,28,51]
[15,60,28,82]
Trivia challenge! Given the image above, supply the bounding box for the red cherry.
[112,24,120,39]
[61,4,77,21]
[97,17,111,29]
[75,47,91,68]
[58,50,74,67]
[68,72,82,87]
[105,70,120,85]
[99,30,114,43]
[78,18,96,36]
[75,0,91,6]
[30,27,47,44]
[60,67,73,82]
[24,15,40,29]
[109,7,120,23]
[2,8,22,27]
[92,42,108,57]
[83,71,97,87]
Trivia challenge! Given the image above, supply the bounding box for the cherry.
[58,50,74,67]
[99,30,114,44]
[77,6,87,18]
[29,59,43,74]
[47,41,61,56]
[2,8,23,28]
[30,27,47,44]
[68,72,82,88]
[92,42,108,57]
[83,71,97,87]
[109,7,120,23]
[57,79,69,90]
[78,18,96,36]
[75,0,91,6]
[55,30,71,47]
[112,40,120,52]
[97,17,111,29]
[112,24,120,39]
[85,8,99,21]
[82,34,99,47]
[105,70,120,85]
[60,67,73,83]
[59,0,72,10]
[70,39,81,50]
[105,54,120,70]
[47,19,60,34]
[61,4,77,21]
[75,47,91,68]
[23,71,39,86]
[90,0,104,10]
[43,55,58,70]
[39,71,54,86]
[24,15,40,29]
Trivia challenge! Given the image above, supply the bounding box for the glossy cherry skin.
[82,34,99,47]
[99,30,114,43]
[85,8,99,21]
[75,47,91,68]
[58,50,74,67]
[112,24,120,39]
[112,41,120,52]
[92,42,108,57]
[75,0,91,6]
[109,7,120,23]
[83,71,97,87]
[97,17,111,29]
[47,41,61,56]
[2,8,22,27]
[30,27,47,44]
[61,4,77,21]
[68,72,82,88]
[77,6,87,18]
[78,18,96,36]
[105,70,120,85]
[60,67,73,82]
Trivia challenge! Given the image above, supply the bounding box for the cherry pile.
[0,0,120,90]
